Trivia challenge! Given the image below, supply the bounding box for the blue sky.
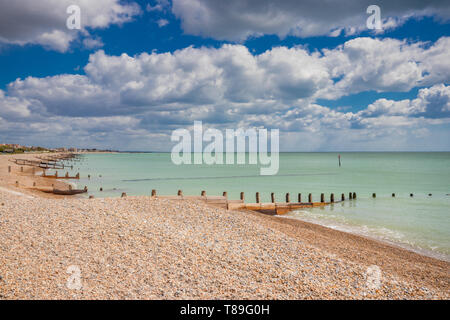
[0,0,449,151]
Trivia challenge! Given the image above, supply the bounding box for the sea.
[56,152,450,261]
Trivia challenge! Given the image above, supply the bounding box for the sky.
[0,0,449,151]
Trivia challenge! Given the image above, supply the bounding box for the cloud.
[356,84,450,119]
[171,0,450,41]
[146,0,170,12]
[321,37,450,98]
[1,37,449,150]
[157,19,169,27]
[0,0,141,52]
[82,37,104,49]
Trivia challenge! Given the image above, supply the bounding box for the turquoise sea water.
[59,152,450,260]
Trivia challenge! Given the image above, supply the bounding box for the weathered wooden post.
[152,189,157,197]
[178,190,183,196]
[330,193,334,203]
[240,192,245,201]
[341,193,345,201]
[256,192,260,203]
[286,193,290,203]
[320,193,324,203]
[298,193,302,203]
[353,192,356,199]
[201,190,206,197]
[308,193,312,203]
[121,192,127,198]
[372,193,376,198]
[271,192,275,203]
[392,193,395,197]
[223,191,228,199]
[349,192,353,200]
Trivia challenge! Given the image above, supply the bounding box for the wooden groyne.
[42,171,80,179]
[34,186,88,196]
[10,158,65,169]
[10,153,80,170]
[148,190,352,215]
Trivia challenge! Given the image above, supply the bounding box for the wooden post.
[256,192,260,203]
[201,190,206,197]
[240,192,244,201]
[372,193,376,198]
[152,189,157,197]
[286,193,290,203]
[341,193,345,201]
[121,192,127,198]
[308,193,312,203]
[349,192,352,200]
[320,193,324,203]
[8,166,11,173]
[298,193,302,203]
[353,192,356,199]
[392,193,395,197]
[178,190,183,196]
[330,193,334,203]
[271,192,275,203]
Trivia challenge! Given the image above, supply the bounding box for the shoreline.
[1,152,448,299]
[280,214,450,263]
[1,151,448,262]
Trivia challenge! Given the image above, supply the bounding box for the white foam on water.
[285,209,450,262]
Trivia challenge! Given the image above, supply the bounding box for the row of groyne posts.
[8,153,88,195]
[119,189,361,215]
[112,190,438,215]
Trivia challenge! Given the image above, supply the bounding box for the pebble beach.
[0,154,449,299]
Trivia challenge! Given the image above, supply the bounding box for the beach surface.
[0,154,448,299]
